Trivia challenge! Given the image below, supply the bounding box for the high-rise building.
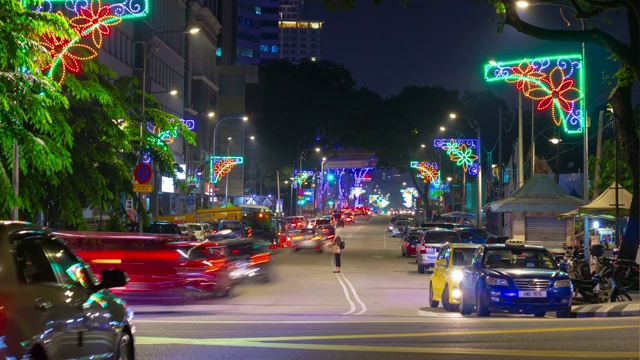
[213,0,280,66]
[278,0,323,63]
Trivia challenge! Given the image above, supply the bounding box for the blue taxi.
[459,239,572,318]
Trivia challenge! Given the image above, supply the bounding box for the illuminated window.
[310,22,321,29]
[271,45,279,53]
[260,45,269,53]
[255,5,261,14]
[216,48,222,57]
[311,57,317,62]
[279,21,297,28]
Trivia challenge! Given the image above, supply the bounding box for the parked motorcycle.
[563,245,632,303]
[614,258,640,289]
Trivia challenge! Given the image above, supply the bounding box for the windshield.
[484,249,558,270]
[470,229,491,239]
[424,232,460,244]
[220,222,242,230]
[452,248,476,266]
[188,225,202,232]
[408,233,421,242]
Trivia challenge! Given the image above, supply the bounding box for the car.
[416,228,462,273]
[290,228,330,252]
[459,239,573,318]
[126,220,185,239]
[184,222,207,241]
[392,219,414,237]
[0,222,134,360]
[307,218,331,229]
[429,243,480,311]
[401,230,422,257]
[456,227,506,244]
[387,216,399,232]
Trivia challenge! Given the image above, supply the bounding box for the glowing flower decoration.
[526,67,582,126]
[506,62,545,91]
[212,157,243,183]
[450,144,478,172]
[69,0,122,48]
[40,32,97,82]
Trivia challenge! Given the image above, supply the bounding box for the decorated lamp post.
[434,139,479,215]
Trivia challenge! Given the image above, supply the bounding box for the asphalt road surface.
[131,216,640,360]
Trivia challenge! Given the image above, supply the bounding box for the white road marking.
[341,274,368,315]
[335,273,357,315]
[383,233,387,249]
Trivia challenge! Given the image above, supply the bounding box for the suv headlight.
[553,279,572,288]
[451,270,464,282]
[485,277,508,286]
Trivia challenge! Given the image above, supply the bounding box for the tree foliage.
[0,0,77,215]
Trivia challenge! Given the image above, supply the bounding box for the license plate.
[518,290,547,298]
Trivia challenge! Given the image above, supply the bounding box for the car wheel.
[459,290,473,315]
[115,331,134,360]
[556,306,571,318]
[442,284,459,312]
[418,263,425,274]
[429,283,439,308]
[475,287,490,317]
[533,312,546,318]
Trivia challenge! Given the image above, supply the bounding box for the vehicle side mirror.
[100,269,128,289]
[559,262,568,272]
[436,259,447,268]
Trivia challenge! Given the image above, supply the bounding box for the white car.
[184,222,207,241]
[392,219,413,237]
[416,229,462,273]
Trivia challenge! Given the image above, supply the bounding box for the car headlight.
[485,277,509,286]
[553,279,572,288]
[451,270,464,282]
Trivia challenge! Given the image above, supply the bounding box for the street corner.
[571,302,640,318]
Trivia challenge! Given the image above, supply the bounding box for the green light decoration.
[434,139,479,176]
[28,0,150,83]
[410,161,439,184]
[292,170,315,189]
[484,54,584,134]
[210,156,243,184]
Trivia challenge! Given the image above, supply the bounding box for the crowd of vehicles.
[389,215,638,317]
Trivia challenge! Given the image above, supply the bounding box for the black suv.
[126,220,184,238]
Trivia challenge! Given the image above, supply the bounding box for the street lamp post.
[139,26,199,233]
[224,135,255,206]
[320,157,326,215]
[210,116,248,208]
[450,113,483,227]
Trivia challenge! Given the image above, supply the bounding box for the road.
[131,216,640,360]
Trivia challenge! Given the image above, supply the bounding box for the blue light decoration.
[292,170,315,189]
[484,55,584,134]
[433,138,479,176]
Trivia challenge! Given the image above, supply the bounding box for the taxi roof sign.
[505,239,525,247]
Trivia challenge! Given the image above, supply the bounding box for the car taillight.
[250,252,270,266]
[204,259,226,272]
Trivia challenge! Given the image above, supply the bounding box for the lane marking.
[134,339,640,358]
[335,273,357,315]
[340,274,367,315]
[135,324,639,344]
[383,233,387,249]
[134,317,637,325]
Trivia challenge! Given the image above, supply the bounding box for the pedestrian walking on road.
[333,236,344,273]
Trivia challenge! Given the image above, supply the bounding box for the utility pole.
[276,170,280,214]
[531,100,535,177]
[498,107,503,199]
[518,92,524,189]
[593,110,604,198]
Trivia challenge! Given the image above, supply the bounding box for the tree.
[326,0,640,260]
[0,0,76,215]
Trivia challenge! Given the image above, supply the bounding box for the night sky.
[303,0,621,107]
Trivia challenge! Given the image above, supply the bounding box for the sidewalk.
[571,291,639,318]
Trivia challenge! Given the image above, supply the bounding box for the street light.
[517,0,590,259]
[140,26,200,232]
[450,112,483,227]
[320,157,327,215]
[223,135,255,206]
[210,115,249,208]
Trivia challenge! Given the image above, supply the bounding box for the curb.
[571,303,640,318]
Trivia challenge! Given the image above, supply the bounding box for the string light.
[292,170,315,189]
[30,0,150,84]
[485,54,584,134]
[211,156,243,184]
[434,138,479,176]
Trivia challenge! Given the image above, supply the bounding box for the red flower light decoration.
[525,67,581,126]
[40,32,97,82]
[69,0,122,48]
